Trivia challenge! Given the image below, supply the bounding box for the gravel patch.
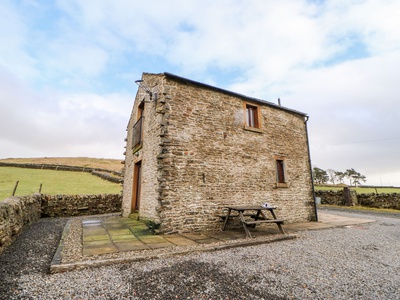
[0,217,68,299]
[1,209,399,299]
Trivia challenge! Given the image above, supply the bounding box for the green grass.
[315,185,400,194]
[319,204,400,214]
[0,167,122,201]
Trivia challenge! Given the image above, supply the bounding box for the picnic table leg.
[269,209,285,234]
[222,208,232,231]
[239,211,252,238]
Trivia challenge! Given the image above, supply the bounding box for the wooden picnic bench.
[221,205,285,238]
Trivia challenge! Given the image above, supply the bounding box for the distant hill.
[0,157,124,172]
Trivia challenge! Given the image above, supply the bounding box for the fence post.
[12,180,19,196]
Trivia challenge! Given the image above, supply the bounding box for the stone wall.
[123,73,316,233]
[357,193,400,209]
[0,193,122,254]
[0,194,42,254]
[41,194,122,217]
[316,190,400,210]
[0,162,123,184]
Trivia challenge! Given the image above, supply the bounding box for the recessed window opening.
[245,103,260,128]
[276,159,286,183]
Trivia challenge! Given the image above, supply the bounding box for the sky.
[1,0,400,186]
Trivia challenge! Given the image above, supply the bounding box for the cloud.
[0,69,132,158]
[1,0,400,185]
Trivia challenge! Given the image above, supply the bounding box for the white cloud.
[1,0,400,185]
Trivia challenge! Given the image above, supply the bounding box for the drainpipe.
[304,116,318,221]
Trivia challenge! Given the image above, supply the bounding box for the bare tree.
[327,169,337,184]
[335,171,345,184]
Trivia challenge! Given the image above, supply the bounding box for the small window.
[276,159,286,184]
[276,160,285,183]
[245,103,260,128]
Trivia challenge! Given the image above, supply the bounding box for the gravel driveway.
[1,209,399,299]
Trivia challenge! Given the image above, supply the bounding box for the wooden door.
[131,161,142,211]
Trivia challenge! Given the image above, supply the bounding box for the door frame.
[131,160,142,212]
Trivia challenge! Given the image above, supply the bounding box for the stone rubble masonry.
[40,194,122,217]
[123,73,316,234]
[0,194,42,254]
[0,193,122,254]
[316,189,400,210]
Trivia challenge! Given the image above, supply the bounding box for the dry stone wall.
[0,162,123,184]
[316,190,400,210]
[41,194,122,217]
[0,194,42,254]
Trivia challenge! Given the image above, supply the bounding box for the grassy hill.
[0,157,123,201]
[0,157,123,172]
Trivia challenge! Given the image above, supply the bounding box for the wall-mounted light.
[135,79,158,101]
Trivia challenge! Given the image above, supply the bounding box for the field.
[0,157,123,172]
[315,185,400,194]
[0,166,122,201]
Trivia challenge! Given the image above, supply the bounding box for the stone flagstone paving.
[80,212,377,257]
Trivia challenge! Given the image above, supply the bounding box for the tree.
[345,168,366,186]
[334,171,346,184]
[313,167,329,185]
[326,169,337,184]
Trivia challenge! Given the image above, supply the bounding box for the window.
[275,158,288,187]
[132,101,144,150]
[276,159,286,183]
[244,102,261,131]
[246,104,259,127]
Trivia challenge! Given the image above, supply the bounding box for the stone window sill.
[275,182,289,188]
[132,143,142,154]
[244,126,264,134]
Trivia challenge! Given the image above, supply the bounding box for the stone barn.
[122,72,317,233]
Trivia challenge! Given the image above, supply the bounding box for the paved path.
[50,210,376,272]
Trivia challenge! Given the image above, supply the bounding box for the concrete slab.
[82,234,110,242]
[83,240,113,247]
[148,243,175,249]
[180,233,210,240]
[107,229,133,236]
[111,235,139,242]
[136,235,170,244]
[83,245,118,256]
[163,236,199,246]
[114,241,149,252]
[82,227,107,235]
[195,238,221,244]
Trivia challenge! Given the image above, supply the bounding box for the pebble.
[0,209,399,299]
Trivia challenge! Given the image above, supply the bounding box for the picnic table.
[221,205,285,238]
